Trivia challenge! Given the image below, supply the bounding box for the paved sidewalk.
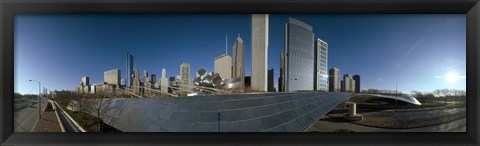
[32,102,63,132]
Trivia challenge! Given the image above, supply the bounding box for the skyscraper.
[151,74,156,84]
[104,68,121,87]
[81,76,89,86]
[329,67,340,92]
[143,70,149,83]
[353,75,360,93]
[351,78,356,93]
[180,62,191,90]
[284,18,314,92]
[251,14,269,92]
[126,52,134,87]
[267,68,274,92]
[314,38,328,92]
[232,34,245,89]
[143,69,152,96]
[214,54,232,79]
[160,68,168,93]
[279,51,285,92]
[133,68,140,94]
[342,74,353,92]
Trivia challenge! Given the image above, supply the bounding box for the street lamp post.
[29,80,41,119]
[395,83,398,112]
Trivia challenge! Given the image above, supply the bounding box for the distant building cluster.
[76,14,362,96]
[329,68,360,93]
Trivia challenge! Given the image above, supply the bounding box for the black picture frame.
[1,0,479,145]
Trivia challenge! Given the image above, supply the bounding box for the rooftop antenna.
[225,34,228,55]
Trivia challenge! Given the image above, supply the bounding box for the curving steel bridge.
[98,92,420,132]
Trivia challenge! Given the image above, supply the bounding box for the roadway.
[14,99,47,132]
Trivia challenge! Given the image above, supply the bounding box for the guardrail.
[53,101,87,132]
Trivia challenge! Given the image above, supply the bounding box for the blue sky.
[14,14,466,94]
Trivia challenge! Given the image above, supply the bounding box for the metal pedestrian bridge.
[99,92,420,132]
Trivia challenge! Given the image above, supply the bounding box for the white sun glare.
[445,72,458,84]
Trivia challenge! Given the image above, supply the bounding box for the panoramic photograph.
[14,14,466,132]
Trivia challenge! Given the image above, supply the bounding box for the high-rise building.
[340,80,344,92]
[328,67,340,92]
[232,34,245,89]
[351,78,356,93]
[104,68,121,87]
[284,18,314,92]
[81,76,89,86]
[143,70,149,83]
[353,75,360,93]
[314,38,328,92]
[279,51,285,92]
[180,63,191,90]
[251,14,269,92]
[126,53,134,87]
[133,68,141,94]
[151,74,156,84]
[78,76,90,94]
[160,68,168,93]
[342,74,353,92]
[267,68,274,92]
[214,54,232,79]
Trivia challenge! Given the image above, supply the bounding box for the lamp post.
[395,83,398,112]
[29,80,41,119]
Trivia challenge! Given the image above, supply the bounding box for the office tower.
[143,70,149,83]
[351,78,356,93]
[279,51,285,92]
[81,76,89,86]
[133,68,141,94]
[160,68,168,93]
[267,68,274,92]
[342,74,352,92]
[232,34,245,89]
[151,74,156,84]
[251,14,269,92]
[126,52,134,87]
[214,54,232,79]
[104,68,121,87]
[284,18,314,92]
[78,76,90,94]
[180,63,191,90]
[329,67,340,92]
[353,75,360,93]
[314,38,328,92]
[169,76,175,84]
[341,80,344,92]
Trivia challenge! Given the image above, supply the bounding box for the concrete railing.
[53,101,87,132]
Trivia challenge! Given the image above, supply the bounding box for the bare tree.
[81,93,115,132]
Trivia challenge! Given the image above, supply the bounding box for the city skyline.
[14,14,466,94]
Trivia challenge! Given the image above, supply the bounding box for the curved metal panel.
[99,92,421,132]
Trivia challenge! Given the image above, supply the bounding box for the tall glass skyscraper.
[315,38,328,91]
[284,18,314,92]
[126,52,134,87]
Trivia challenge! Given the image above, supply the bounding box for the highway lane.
[14,99,48,132]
